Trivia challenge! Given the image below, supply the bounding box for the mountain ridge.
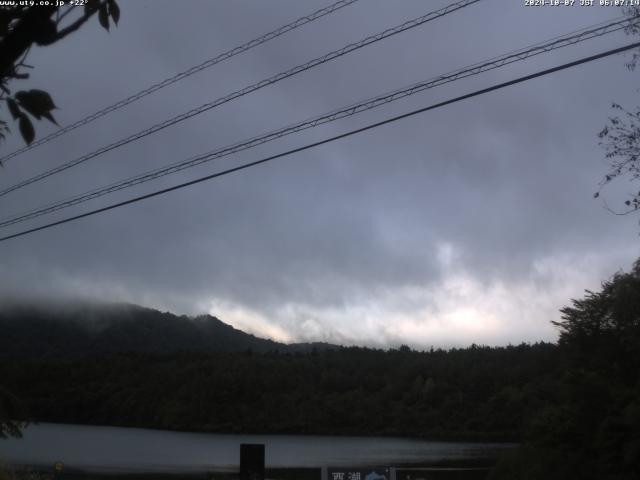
[0,300,338,359]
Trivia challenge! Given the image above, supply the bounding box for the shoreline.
[4,462,497,480]
[15,421,521,444]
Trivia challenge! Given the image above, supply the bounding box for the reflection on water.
[0,423,514,473]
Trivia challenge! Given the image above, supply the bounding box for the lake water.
[0,423,514,473]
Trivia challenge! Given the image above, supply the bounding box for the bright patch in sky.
[1,0,639,348]
[201,247,631,348]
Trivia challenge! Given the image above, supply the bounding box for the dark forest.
[2,259,640,478]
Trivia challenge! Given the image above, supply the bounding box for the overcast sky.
[0,0,639,347]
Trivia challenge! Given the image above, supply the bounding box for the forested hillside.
[1,259,639,479]
[1,343,558,440]
[0,302,334,358]
[0,301,561,441]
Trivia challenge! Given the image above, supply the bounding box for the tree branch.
[56,6,75,25]
[51,1,106,43]
[0,6,56,78]
[601,198,635,216]
[0,1,106,78]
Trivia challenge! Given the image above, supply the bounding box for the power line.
[0,16,634,229]
[1,41,637,244]
[0,0,482,198]
[0,0,360,164]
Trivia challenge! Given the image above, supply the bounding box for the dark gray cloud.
[0,0,638,346]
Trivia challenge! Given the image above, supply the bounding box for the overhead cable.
[0,0,482,198]
[1,41,638,243]
[0,0,360,164]
[0,15,634,229]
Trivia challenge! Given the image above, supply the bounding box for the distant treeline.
[0,301,561,440]
[0,343,558,441]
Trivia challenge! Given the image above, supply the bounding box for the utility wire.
[0,0,481,198]
[0,0,359,164]
[1,41,638,244]
[0,16,634,229]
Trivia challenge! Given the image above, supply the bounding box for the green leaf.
[108,0,120,25]
[41,111,58,126]
[16,89,56,109]
[98,4,109,31]
[18,114,34,145]
[6,98,20,120]
[15,90,57,123]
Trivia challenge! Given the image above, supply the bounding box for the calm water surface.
[0,423,514,473]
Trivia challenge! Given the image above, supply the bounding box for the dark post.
[240,443,265,480]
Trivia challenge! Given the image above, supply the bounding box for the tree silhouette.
[596,7,640,215]
[0,0,120,146]
[493,258,640,479]
[0,0,120,439]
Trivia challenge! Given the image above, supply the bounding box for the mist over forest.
[2,259,640,478]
